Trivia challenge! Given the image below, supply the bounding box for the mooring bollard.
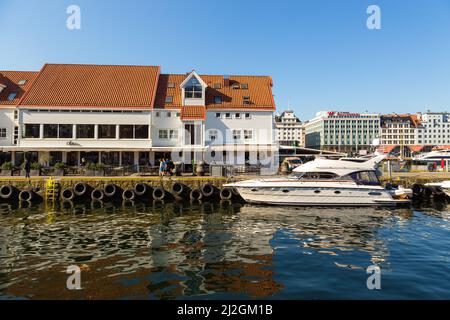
[73,182,92,197]
[134,183,151,197]
[190,188,203,201]
[122,189,136,201]
[61,188,76,201]
[91,188,105,201]
[172,182,190,199]
[201,183,219,198]
[0,185,18,201]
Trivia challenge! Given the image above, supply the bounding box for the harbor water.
[0,200,449,300]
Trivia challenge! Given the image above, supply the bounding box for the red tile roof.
[155,74,275,111]
[0,71,39,107]
[19,64,160,109]
[180,105,206,120]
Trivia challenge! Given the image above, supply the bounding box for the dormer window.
[232,83,240,90]
[243,96,251,104]
[241,83,248,90]
[7,92,17,101]
[184,77,203,99]
[214,96,222,104]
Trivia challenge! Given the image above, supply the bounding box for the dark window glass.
[119,125,134,139]
[121,152,134,166]
[139,152,150,166]
[0,152,12,165]
[101,152,120,165]
[77,125,95,139]
[214,96,222,104]
[24,124,40,138]
[49,151,63,166]
[135,125,149,139]
[58,124,73,139]
[184,77,203,99]
[43,124,58,138]
[98,125,116,139]
[165,96,173,103]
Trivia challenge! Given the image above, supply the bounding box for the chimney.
[224,75,230,87]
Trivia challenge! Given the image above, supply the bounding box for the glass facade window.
[59,124,73,139]
[99,125,116,139]
[24,124,40,138]
[135,125,149,139]
[43,124,58,138]
[101,151,120,165]
[119,125,134,139]
[77,125,95,139]
[121,152,134,166]
[49,151,63,166]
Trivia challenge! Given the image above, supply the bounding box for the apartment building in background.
[304,111,380,153]
[275,109,304,147]
[0,64,278,169]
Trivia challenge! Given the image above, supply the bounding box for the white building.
[415,111,450,146]
[304,111,380,153]
[0,64,278,170]
[275,110,304,147]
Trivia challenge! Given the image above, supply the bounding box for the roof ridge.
[44,63,160,68]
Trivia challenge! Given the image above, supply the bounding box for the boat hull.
[227,182,410,207]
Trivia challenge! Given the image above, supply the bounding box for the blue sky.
[1,0,450,120]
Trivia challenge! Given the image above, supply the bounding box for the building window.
[135,125,149,139]
[243,96,251,104]
[14,110,18,120]
[232,83,240,89]
[121,152,135,166]
[7,93,17,101]
[209,130,217,141]
[165,96,173,103]
[245,113,251,119]
[77,124,95,139]
[176,112,181,117]
[213,83,221,89]
[18,80,27,85]
[155,112,160,117]
[214,96,222,104]
[169,129,178,139]
[184,77,203,99]
[232,130,241,140]
[43,124,58,138]
[216,113,221,118]
[0,128,6,139]
[24,124,40,138]
[235,113,241,119]
[225,113,231,119]
[166,112,171,117]
[98,125,116,139]
[244,130,253,140]
[59,124,73,139]
[101,151,120,166]
[159,129,168,139]
[167,82,175,88]
[119,125,134,139]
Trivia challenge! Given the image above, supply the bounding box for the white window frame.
[244,130,253,140]
[232,129,241,140]
[209,129,218,142]
[169,129,178,139]
[159,129,168,139]
[225,113,231,119]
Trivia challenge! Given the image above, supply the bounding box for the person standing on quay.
[24,159,31,179]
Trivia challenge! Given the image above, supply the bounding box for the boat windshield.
[289,172,339,180]
[340,170,381,186]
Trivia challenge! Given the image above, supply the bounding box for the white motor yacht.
[225,155,410,207]
[413,149,450,162]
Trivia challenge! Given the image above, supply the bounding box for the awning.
[408,145,425,153]
[377,145,397,154]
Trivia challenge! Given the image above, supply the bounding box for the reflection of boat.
[425,181,450,197]
[225,155,411,207]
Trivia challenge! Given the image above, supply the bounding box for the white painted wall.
[0,108,15,146]
[151,110,182,147]
[205,110,274,146]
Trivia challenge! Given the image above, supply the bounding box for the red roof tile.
[19,64,160,109]
[155,73,275,111]
[180,105,206,120]
[0,71,39,107]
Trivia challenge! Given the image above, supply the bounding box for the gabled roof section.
[19,64,160,109]
[0,71,39,107]
[154,73,275,110]
[180,70,207,88]
[180,105,206,120]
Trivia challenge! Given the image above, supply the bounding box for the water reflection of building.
[1,201,416,299]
